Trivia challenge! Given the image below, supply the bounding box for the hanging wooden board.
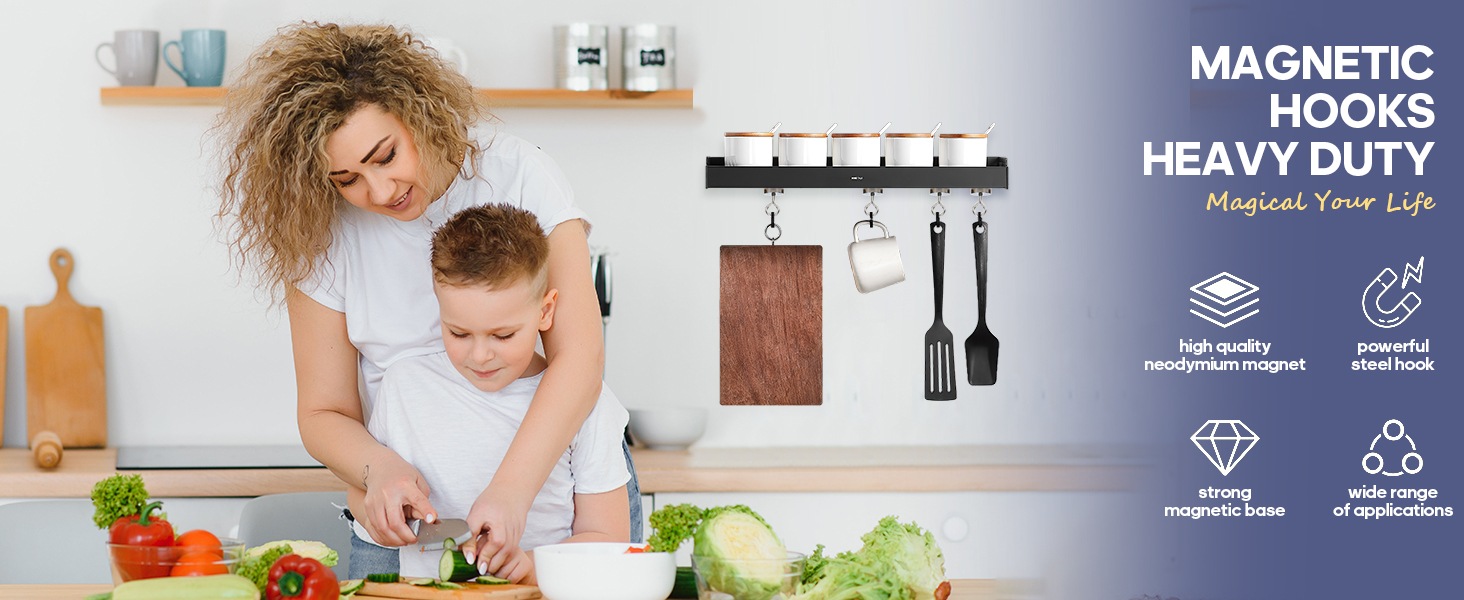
[25,248,108,448]
[720,245,823,405]
[1,305,7,445]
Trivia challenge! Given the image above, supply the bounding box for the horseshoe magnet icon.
[1362,267,1421,328]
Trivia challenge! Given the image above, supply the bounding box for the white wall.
[0,0,1181,449]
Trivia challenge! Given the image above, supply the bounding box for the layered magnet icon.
[1189,272,1259,328]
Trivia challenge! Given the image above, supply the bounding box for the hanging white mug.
[847,220,905,293]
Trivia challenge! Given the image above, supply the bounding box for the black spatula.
[965,216,999,385]
[924,220,957,400]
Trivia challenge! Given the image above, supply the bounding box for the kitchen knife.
[412,518,471,550]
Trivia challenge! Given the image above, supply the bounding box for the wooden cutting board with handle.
[357,582,541,599]
[25,248,107,449]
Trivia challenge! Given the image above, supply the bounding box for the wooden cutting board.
[1,305,7,445]
[357,582,541,599]
[720,245,823,405]
[25,248,107,448]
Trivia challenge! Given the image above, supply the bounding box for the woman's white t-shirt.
[366,352,631,578]
[297,130,588,417]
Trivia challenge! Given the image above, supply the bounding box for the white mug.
[422,37,469,76]
[847,220,905,293]
[724,132,773,166]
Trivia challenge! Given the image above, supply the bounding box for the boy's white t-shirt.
[297,130,588,416]
[365,352,630,578]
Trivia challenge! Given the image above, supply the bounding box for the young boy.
[362,203,631,582]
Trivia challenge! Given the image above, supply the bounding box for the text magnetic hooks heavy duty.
[931,188,950,222]
[763,187,783,244]
[862,188,883,227]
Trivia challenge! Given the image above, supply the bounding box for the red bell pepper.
[108,500,176,580]
[266,555,340,600]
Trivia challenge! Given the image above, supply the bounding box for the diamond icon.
[1191,419,1259,476]
[1189,272,1260,328]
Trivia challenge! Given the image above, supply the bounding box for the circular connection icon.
[1362,419,1423,476]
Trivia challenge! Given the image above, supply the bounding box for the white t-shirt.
[366,352,631,578]
[298,130,588,416]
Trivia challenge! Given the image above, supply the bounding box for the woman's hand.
[460,538,535,585]
[361,459,438,547]
[463,486,530,576]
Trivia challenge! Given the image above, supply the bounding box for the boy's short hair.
[431,204,549,294]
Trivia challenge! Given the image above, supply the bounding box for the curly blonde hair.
[214,22,488,303]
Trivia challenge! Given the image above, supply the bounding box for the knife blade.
[412,518,471,550]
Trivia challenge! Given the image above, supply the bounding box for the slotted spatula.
[966,216,999,385]
[924,220,956,400]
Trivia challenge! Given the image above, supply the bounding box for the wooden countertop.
[0,445,1144,498]
[0,580,1028,599]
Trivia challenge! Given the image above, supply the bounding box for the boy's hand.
[362,459,438,546]
[464,486,530,576]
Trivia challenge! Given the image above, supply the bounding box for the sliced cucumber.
[432,581,465,590]
[443,537,457,551]
[405,578,436,586]
[474,575,511,585]
[365,572,400,583]
[439,549,479,582]
[339,579,365,596]
[669,566,698,599]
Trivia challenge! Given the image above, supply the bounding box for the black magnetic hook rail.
[705,156,1010,189]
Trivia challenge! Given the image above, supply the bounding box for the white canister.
[832,133,881,167]
[884,133,934,167]
[779,133,828,167]
[940,133,989,167]
[724,132,774,166]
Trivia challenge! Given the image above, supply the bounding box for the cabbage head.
[692,505,787,600]
[243,539,339,567]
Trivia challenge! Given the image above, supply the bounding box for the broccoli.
[90,474,149,529]
[647,503,705,553]
[235,543,292,592]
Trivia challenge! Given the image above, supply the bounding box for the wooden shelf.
[99,87,693,109]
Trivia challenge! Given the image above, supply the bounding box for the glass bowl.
[107,537,246,584]
[691,551,805,600]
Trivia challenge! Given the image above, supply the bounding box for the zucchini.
[365,572,400,583]
[669,566,698,599]
[475,575,511,585]
[439,548,479,582]
[111,574,260,600]
[339,579,365,596]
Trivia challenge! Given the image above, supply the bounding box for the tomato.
[624,545,649,553]
[171,550,228,577]
[175,529,223,553]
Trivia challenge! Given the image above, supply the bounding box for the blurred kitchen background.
[0,0,1181,452]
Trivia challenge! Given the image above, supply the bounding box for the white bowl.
[535,542,675,600]
[628,408,707,450]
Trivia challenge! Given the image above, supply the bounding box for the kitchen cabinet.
[650,491,1126,581]
[99,87,694,109]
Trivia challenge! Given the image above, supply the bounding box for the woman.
[213,22,637,578]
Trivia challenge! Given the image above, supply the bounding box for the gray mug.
[164,29,226,87]
[96,30,159,86]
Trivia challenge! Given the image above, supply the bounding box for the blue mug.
[164,29,226,86]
